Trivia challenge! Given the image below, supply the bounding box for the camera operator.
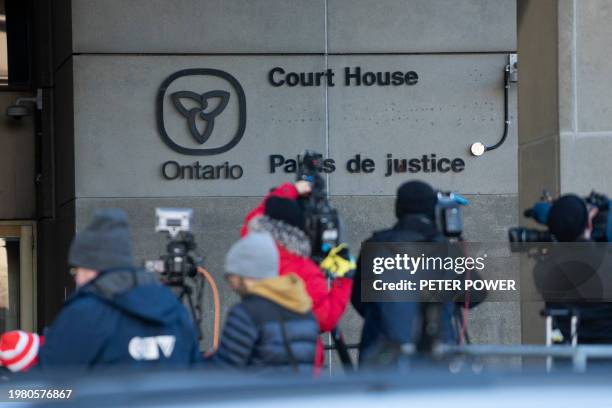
[241,181,353,372]
[535,194,612,344]
[39,209,202,369]
[352,181,473,368]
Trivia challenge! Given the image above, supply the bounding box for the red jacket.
[240,183,353,333]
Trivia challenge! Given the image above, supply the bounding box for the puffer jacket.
[210,274,318,374]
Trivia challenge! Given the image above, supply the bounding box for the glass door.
[0,223,36,332]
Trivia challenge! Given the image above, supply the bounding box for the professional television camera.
[509,190,612,245]
[431,192,476,353]
[296,151,355,369]
[296,151,341,262]
[509,192,612,345]
[586,191,612,243]
[145,208,204,336]
[436,191,469,239]
[145,208,202,282]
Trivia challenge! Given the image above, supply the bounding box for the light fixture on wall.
[5,88,42,119]
[470,54,517,157]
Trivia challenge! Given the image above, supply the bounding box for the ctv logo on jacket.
[128,336,176,361]
[157,69,247,156]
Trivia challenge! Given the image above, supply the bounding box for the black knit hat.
[547,194,588,242]
[264,197,306,231]
[395,180,438,219]
[68,208,134,271]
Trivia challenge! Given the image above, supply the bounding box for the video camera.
[296,151,356,370]
[509,190,612,245]
[296,151,340,262]
[145,208,203,285]
[587,191,612,242]
[436,192,469,239]
[144,208,206,339]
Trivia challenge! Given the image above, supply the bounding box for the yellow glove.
[320,244,356,279]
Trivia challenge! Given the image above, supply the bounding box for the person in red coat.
[240,181,353,371]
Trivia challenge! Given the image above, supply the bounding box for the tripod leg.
[181,286,203,341]
[331,327,354,372]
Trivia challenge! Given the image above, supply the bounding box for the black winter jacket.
[210,274,318,375]
[352,214,458,367]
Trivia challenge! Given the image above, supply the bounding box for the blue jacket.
[39,268,202,369]
[209,274,318,375]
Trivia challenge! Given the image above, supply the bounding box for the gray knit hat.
[224,232,279,279]
[68,208,134,271]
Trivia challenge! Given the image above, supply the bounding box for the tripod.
[165,279,203,340]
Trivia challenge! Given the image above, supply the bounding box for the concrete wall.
[559,0,612,195]
[517,0,559,344]
[55,0,519,367]
[0,92,36,220]
[70,0,516,54]
[70,54,516,198]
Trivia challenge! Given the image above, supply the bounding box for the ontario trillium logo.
[171,90,230,145]
[157,69,247,156]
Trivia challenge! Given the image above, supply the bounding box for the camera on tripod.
[296,151,356,370]
[508,190,612,248]
[296,150,340,262]
[144,208,207,340]
[144,208,203,286]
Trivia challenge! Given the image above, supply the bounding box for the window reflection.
[0,238,20,332]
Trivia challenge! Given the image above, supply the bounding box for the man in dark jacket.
[210,232,318,374]
[352,181,457,368]
[39,209,202,368]
[535,194,612,344]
